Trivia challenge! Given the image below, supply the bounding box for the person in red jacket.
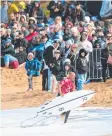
[58,72,76,123]
[25,25,38,42]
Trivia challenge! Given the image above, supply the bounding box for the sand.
[1,66,112,110]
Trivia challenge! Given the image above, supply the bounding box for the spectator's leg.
[4,54,18,69]
[102,67,107,82]
[84,73,87,83]
[4,55,10,68]
[28,75,33,91]
[77,74,85,90]
[42,69,47,91]
[108,64,112,78]
[48,68,52,91]
[52,74,57,93]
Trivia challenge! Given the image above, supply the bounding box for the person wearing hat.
[28,17,37,26]
[76,48,89,90]
[25,52,42,91]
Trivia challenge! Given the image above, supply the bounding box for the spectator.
[28,17,36,26]
[47,0,64,19]
[72,3,85,24]
[1,28,9,47]
[77,31,93,55]
[57,60,75,82]
[107,34,112,78]
[19,15,27,28]
[29,1,45,24]
[11,25,20,40]
[14,32,28,50]
[1,1,8,24]
[3,54,19,69]
[25,24,38,42]
[7,1,19,16]
[2,39,15,56]
[21,24,29,37]
[41,59,52,91]
[101,47,109,82]
[76,49,89,90]
[55,16,63,28]
[14,46,27,65]
[7,1,25,16]
[49,50,62,92]
[25,53,42,91]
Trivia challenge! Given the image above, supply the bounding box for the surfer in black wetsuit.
[58,72,76,123]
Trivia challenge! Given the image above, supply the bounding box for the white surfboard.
[37,90,95,117]
[21,90,95,127]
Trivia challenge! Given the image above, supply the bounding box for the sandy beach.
[1,66,112,110]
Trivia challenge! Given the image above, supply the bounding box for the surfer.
[58,72,76,123]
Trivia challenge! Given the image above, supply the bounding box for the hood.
[79,48,88,57]
[19,15,27,23]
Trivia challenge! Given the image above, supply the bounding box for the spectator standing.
[1,1,8,24]
[76,49,89,90]
[25,53,42,91]
[47,0,64,19]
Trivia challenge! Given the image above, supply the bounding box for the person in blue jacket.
[25,52,42,91]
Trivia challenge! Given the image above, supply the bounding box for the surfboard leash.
[20,114,51,128]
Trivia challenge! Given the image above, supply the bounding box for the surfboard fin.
[60,110,71,124]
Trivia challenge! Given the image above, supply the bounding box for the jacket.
[14,38,28,49]
[14,51,27,64]
[73,8,85,23]
[2,45,15,56]
[49,58,62,76]
[25,31,38,42]
[43,45,54,66]
[25,58,42,76]
[8,1,26,16]
[76,49,89,74]
[47,1,64,18]
[29,7,45,23]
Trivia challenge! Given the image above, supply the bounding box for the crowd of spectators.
[1,1,112,93]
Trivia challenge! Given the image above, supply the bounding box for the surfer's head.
[68,72,75,81]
